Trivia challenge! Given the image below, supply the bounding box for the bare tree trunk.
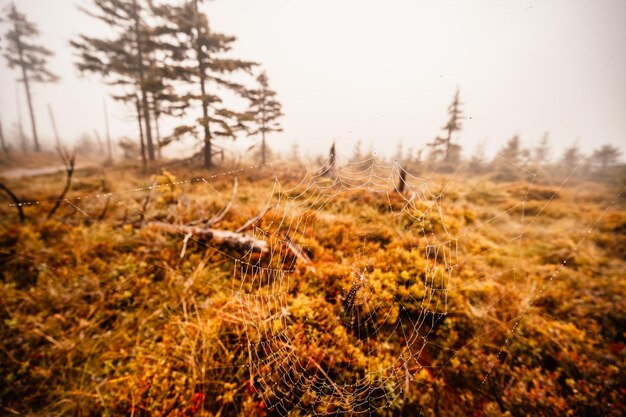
[0,182,24,222]
[15,82,27,153]
[47,104,62,149]
[48,152,75,219]
[260,105,266,164]
[261,125,266,165]
[19,63,38,151]
[444,128,451,162]
[135,96,147,173]
[0,119,8,153]
[322,142,336,177]
[203,126,212,167]
[140,92,154,161]
[14,21,40,152]
[132,0,155,162]
[151,94,162,159]
[398,165,408,193]
[155,117,162,159]
[192,0,213,169]
[93,129,104,153]
[201,87,212,168]
[103,99,113,163]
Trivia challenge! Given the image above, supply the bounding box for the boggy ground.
[0,160,624,416]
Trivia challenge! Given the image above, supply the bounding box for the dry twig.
[47,149,76,219]
[0,181,25,223]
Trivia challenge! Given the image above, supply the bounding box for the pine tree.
[497,135,521,164]
[558,143,582,175]
[71,0,157,163]
[321,142,337,177]
[350,139,363,162]
[144,44,184,157]
[394,140,404,163]
[363,142,375,169]
[591,144,621,173]
[428,87,463,164]
[493,135,523,181]
[410,148,424,172]
[3,3,58,152]
[469,142,486,173]
[153,0,255,168]
[243,71,283,164]
[533,132,551,165]
[289,140,300,162]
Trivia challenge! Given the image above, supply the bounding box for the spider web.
[88,154,482,415]
[126,156,618,416]
[0,2,622,413]
[2,149,621,416]
[244,167,458,415]
[230,157,461,415]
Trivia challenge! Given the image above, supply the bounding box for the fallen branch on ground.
[286,240,311,265]
[152,222,269,254]
[155,221,312,267]
[149,178,312,265]
[235,204,274,233]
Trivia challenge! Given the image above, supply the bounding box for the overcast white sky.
[0,0,624,161]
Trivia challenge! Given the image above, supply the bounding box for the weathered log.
[154,221,313,267]
[153,223,269,253]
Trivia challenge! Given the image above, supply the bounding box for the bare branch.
[235,205,274,233]
[179,232,193,261]
[397,165,408,194]
[206,176,238,227]
[97,178,111,221]
[0,182,25,223]
[135,181,157,226]
[286,240,311,265]
[47,150,76,219]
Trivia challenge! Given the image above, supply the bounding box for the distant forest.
[1,1,623,184]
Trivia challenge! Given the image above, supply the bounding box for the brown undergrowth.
[0,161,624,416]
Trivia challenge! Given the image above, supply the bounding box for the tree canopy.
[3,2,58,151]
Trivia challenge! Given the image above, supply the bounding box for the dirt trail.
[0,164,95,178]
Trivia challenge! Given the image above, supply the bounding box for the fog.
[0,0,624,161]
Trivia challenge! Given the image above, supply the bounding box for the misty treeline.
[344,88,623,185]
[0,1,622,184]
[1,0,282,169]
